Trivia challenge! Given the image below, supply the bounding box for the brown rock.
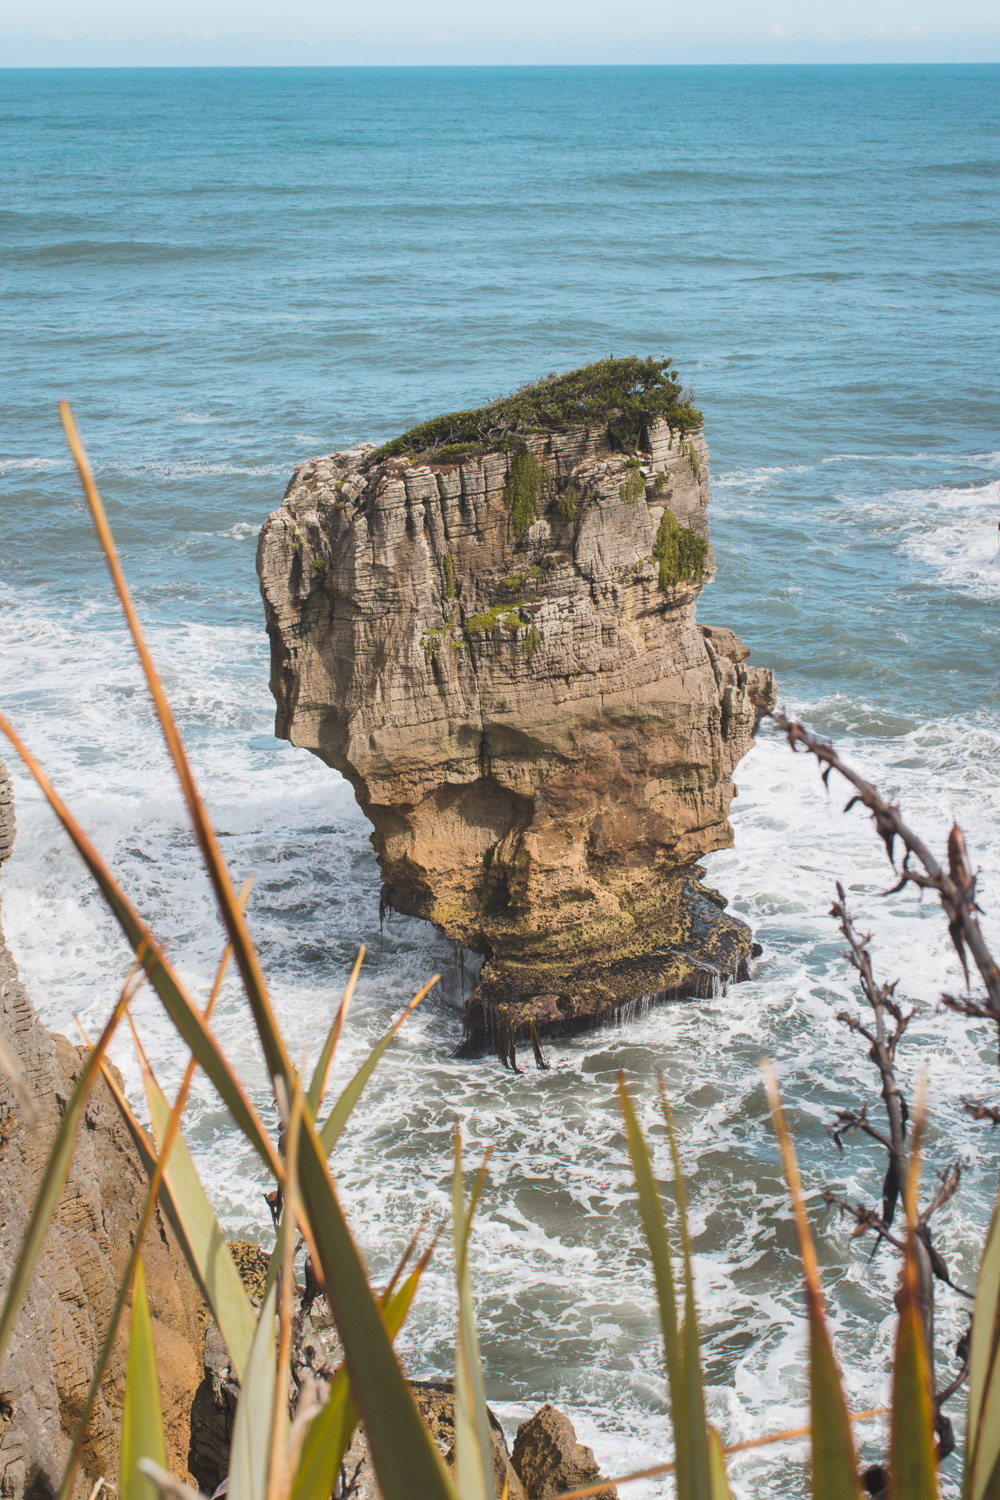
[0,757,204,1498]
[257,405,775,1049]
[512,1404,618,1500]
[339,1380,525,1500]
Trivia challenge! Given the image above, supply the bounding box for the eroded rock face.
[0,759,204,1498]
[257,418,774,1047]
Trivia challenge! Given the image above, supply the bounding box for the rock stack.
[258,372,775,1049]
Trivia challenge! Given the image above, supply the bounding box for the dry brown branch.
[772,712,1000,1024]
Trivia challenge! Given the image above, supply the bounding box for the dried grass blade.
[0,712,279,1174]
[61,402,291,1089]
[0,1028,38,1126]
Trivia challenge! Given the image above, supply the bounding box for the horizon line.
[2,58,999,69]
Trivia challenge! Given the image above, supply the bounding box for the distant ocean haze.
[1,64,998,1498]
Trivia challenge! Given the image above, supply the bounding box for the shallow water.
[1,63,999,1496]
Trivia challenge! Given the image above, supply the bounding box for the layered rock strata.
[258,416,774,1047]
[0,759,204,1498]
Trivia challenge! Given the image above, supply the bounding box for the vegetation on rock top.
[365,357,702,466]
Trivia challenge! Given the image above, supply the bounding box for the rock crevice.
[258,396,774,1046]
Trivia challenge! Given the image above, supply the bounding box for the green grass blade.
[888,1086,938,1500]
[660,1084,712,1500]
[141,1057,256,1380]
[707,1427,733,1500]
[890,1253,939,1500]
[317,978,438,1157]
[452,1129,495,1500]
[0,973,134,1366]
[305,947,363,1119]
[616,1077,687,1493]
[764,1065,862,1500]
[295,1112,458,1500]
[229,1278,277,1500]
[119,1257,167,1500]
[289,1250,430,1500]
[95,1050,257,1382]
[967,1182,1000,1500]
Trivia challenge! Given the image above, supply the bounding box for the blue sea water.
[1,65,999,1495]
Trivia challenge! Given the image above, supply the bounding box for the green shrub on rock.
[651,508,708,590]
[520,625,542,661]
[620,463,646,505]
[365,357,702,466]
[557,481,579,524]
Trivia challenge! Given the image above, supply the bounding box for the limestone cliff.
[257,363,775,1048]
[0,759,203,1498]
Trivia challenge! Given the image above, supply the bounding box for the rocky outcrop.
[338,1382,526,1500]
[513,1405,618,1500]
[0,759,204,1498]
[193,1309,527,1500]
[258,392,774,1047]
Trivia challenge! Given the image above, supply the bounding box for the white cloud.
[769,20,795,38]
[872,21,927,38]
[818,22,841,39]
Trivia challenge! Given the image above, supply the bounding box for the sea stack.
[257,360,775,1049]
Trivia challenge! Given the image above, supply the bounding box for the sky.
[0,0,998,65]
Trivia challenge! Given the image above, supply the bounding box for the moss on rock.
[503,450,544,538]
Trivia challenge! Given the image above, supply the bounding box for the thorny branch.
[772,712,1000,1035]
[768,714,1000,1462]
[822,883,968,1450]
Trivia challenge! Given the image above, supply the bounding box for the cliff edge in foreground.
[0,760,203,1497]
[257,361,775,1048]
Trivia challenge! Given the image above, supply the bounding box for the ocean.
[1,64,999,1495]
